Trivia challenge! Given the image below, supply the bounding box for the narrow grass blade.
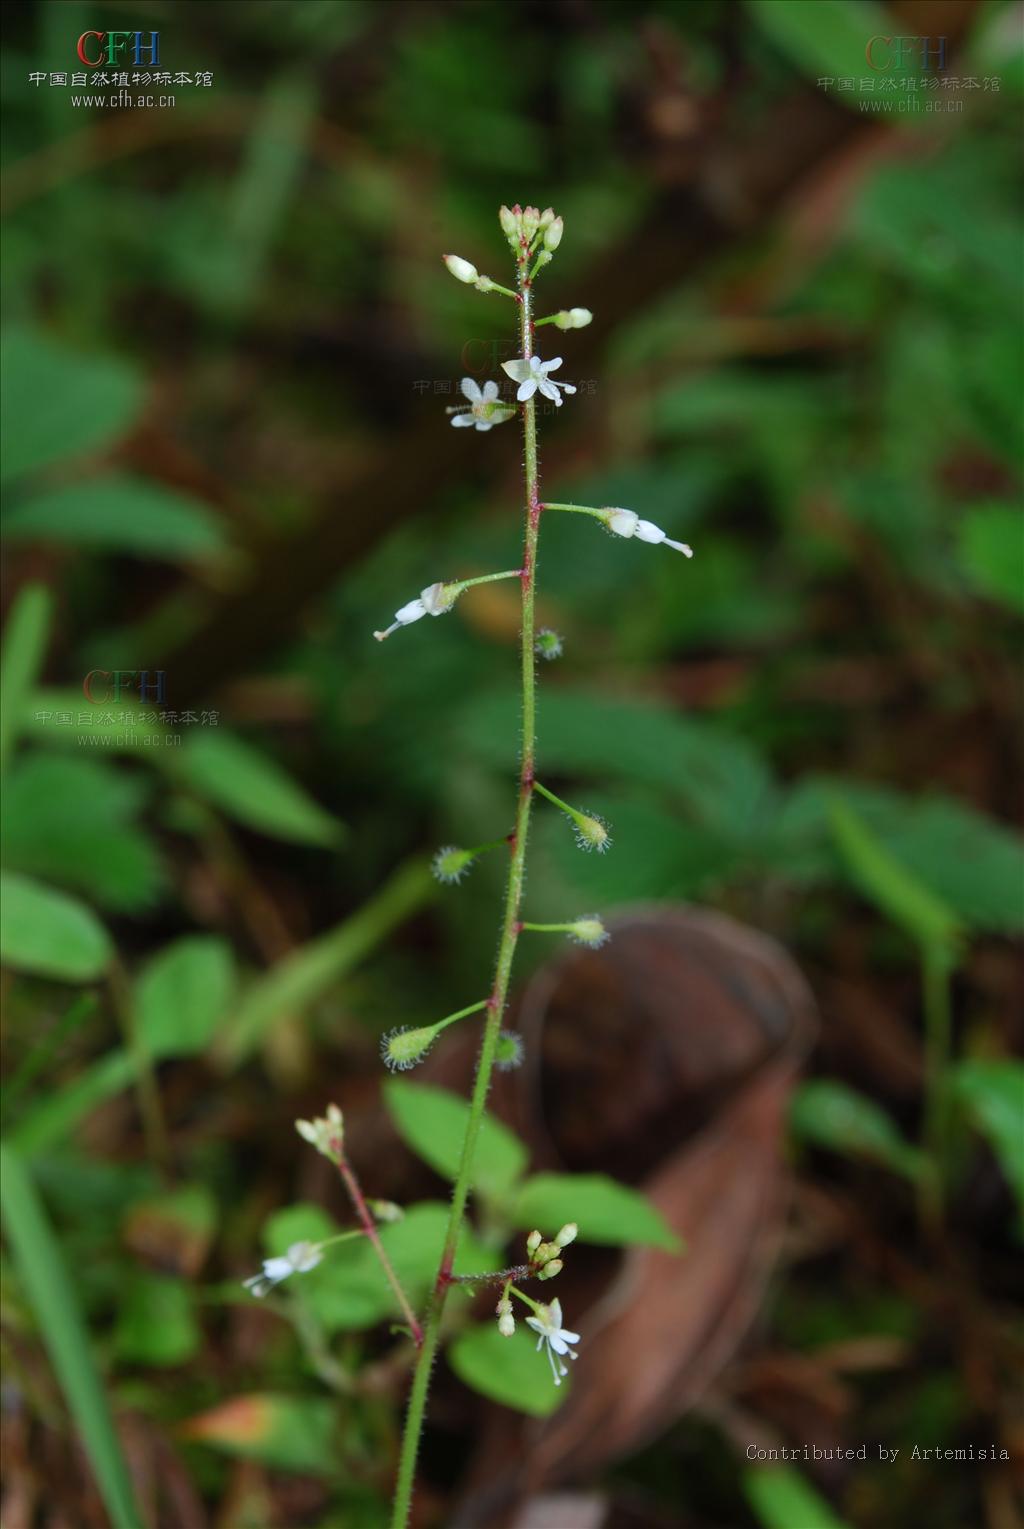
[0,1143,142,1528]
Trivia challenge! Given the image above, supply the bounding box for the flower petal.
[451,413,476,427]
[502,359,533,383]
[460,377,482,402]
[537,379,560,403]
[516,379,538,402]
[482,380,499,401]
[475,419,493,431]
[540,356,563,373]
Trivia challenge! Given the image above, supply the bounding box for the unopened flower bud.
[368,1199,404,1223]
[543,216,563,251]
[521,206,539,240]
[538,207,555,229]
[444,254,479,284]
[569,915,608,948]
[535,628,564,660]
[498,1309,516,1337]
[381,1025,437,1072]
[499,205,518,239]
[555,1223,578,1248]
[538,1258,563,1280]
[553,307,593,330]
[526,1229,542,1255]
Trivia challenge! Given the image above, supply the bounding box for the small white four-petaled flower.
[525,1297,581,1385]
[502,355,577,407]
[450,377,513,433]
[243,1240,322,1298]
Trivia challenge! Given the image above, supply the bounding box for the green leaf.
[222,858,432,1063]
[134,936,235,1059]
[775,780,1024,934]
[791,1080,925,1180]
[511,1172,680,1250]
[3,477,226,562]
[829,795,961,955]
[743,1464,852,1529]
[459,689,776,844]
[261,1201,499,1333]
[22,689,172,753]
[447,1322,568,1417]
[383,1079,528,1198]
[1,754,165,912]
[0,1145,142,1529]
[180,1393,337,1475]
[746,0,894,94]
[0,582,52,774]
[0,870,112,981]
[0,329,141,484]
[114,1271,200,1366]
[180,730,342,847]
[9,1051,135,1154]
[952,1060,1024,1211]
[958,503,1024,613]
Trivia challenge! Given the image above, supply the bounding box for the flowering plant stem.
[389,241,541,1529]
[334,1144,423,1345]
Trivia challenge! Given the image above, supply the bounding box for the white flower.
[605,508,692,557]
[243,1240,322,1298]
[450,377,513,433]
[525,1298,581,1385]
[374,582,452,641]
[502,355,577,407]
[444,254,478,284]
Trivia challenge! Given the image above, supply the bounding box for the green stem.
[335,1147,423,1345]
[520,921,575,935]
[448,568,522,598]
[921,945,953,1222]
[389,241,542,1529]
[532,780,579,819]
[541,502,605,517]
[107,960,171,1178]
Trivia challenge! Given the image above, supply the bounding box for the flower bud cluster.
[498,204,562,252]
[295,1104,344,1164]
[526,1222,577,1280]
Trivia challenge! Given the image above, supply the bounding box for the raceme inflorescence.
[244,204,694,1528]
